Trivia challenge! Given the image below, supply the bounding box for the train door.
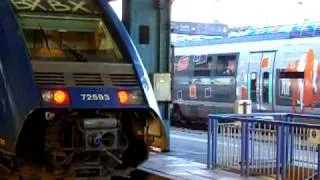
[248,51,276,112]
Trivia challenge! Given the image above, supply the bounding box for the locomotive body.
[0,0,168,177]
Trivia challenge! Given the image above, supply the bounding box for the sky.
[109,0,320,27]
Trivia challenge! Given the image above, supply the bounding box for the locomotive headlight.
[118,89,144,105]
[118,91,129,104]
[41,89,70,105]
[129,90,144,104]
[42,90,53,103]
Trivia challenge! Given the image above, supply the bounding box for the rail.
[207,113,320,180]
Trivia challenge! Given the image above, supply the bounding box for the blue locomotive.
[0,0,168,178]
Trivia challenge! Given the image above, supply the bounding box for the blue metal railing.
[207,113,320,180]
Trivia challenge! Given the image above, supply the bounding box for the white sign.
[234,100,252,114]
[80,94,110,101]
[308,129,320,144]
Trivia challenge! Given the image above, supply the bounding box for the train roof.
[172,21,320,47]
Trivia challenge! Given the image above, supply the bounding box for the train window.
[209,54,237,102]
[177,90,182,100]
[194,69,210,77]
[205,87,211,98]
[262,72,269,103]
[213,55,236,77]
[174,75,189,85]
[174,69,190,85]
[276,69,304,106]
[19,16,125,63]
[280,71,304,79]
[193,55,208,65]
[193,70,211,84]
[192,77,211,85]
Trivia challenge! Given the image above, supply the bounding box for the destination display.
[171,21,229,36]
[10,0,99,14]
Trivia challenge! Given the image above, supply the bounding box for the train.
[171,22,320,126]
[0,0,168,178]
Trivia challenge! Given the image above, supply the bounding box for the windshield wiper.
[61,41,88,62]
[39,24,51,56]
[38,25,87,62]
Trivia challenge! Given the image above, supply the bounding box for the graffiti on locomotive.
[10,0,98,14]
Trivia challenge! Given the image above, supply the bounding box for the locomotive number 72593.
[80,94,110,101]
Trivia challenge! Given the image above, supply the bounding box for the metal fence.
[207,113,320,180]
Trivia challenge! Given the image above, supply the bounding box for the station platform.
[139,152,265,180]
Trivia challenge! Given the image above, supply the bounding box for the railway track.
[172,120,208,131]
[127,169,172,180]
[0,167,172,180]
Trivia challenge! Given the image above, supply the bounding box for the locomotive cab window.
[17,15,125,63]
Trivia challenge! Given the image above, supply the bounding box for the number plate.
[80,94,110,101]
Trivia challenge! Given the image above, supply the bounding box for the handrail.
[207,113,320,179]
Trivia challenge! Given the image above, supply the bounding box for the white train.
[171,23,320,125]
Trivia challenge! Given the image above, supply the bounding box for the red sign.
[261,58,269,69]
[177,57,189,71]
[189,84,196,98]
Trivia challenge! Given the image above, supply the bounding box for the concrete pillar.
[122,0,171,73]
[122,0,172,151]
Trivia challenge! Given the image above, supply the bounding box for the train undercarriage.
[0,109,153,179]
